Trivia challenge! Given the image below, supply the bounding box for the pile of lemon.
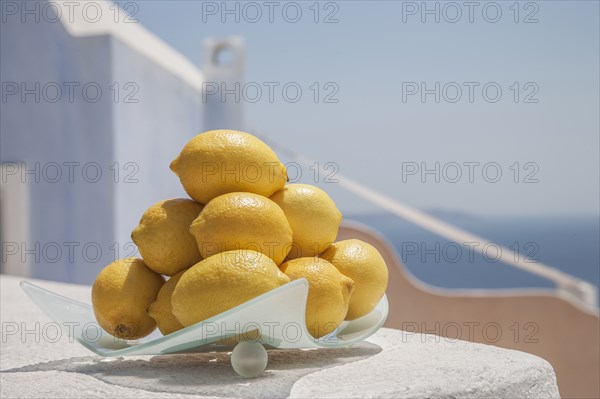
[92,130,388,341]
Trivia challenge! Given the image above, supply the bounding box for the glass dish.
[20,278,388,356]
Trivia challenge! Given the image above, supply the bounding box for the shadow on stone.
[4,342,382,398]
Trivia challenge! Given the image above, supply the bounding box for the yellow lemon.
[320,239,388,320]
[171,250,290,327]
[92,258,165,339]
[270,184,342,259]
[131,199,203,276]
[280,257,354,338]
[190,192,293,265]
[170,130,288,204]
[148,270,186,336]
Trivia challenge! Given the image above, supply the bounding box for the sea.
[346,212,600,304]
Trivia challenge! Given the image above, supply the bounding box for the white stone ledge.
[0,275,559,398]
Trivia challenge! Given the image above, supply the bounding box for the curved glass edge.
[313,294,389,348]
[20,278,388,356]
[20,279,312,356]
[20,280,92,311]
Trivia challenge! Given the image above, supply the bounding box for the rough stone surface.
[1,275,560,398]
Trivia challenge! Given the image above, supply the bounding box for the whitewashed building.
[0,0,244,283]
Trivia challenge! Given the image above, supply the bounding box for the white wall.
[110,37,204,249]
[1,15,116,283]
[0,1,206,284]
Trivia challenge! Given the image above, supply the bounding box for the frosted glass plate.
[20,279,388,357]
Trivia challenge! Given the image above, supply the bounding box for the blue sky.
[117,1,599,216]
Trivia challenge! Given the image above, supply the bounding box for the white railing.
[261,136,598,309]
